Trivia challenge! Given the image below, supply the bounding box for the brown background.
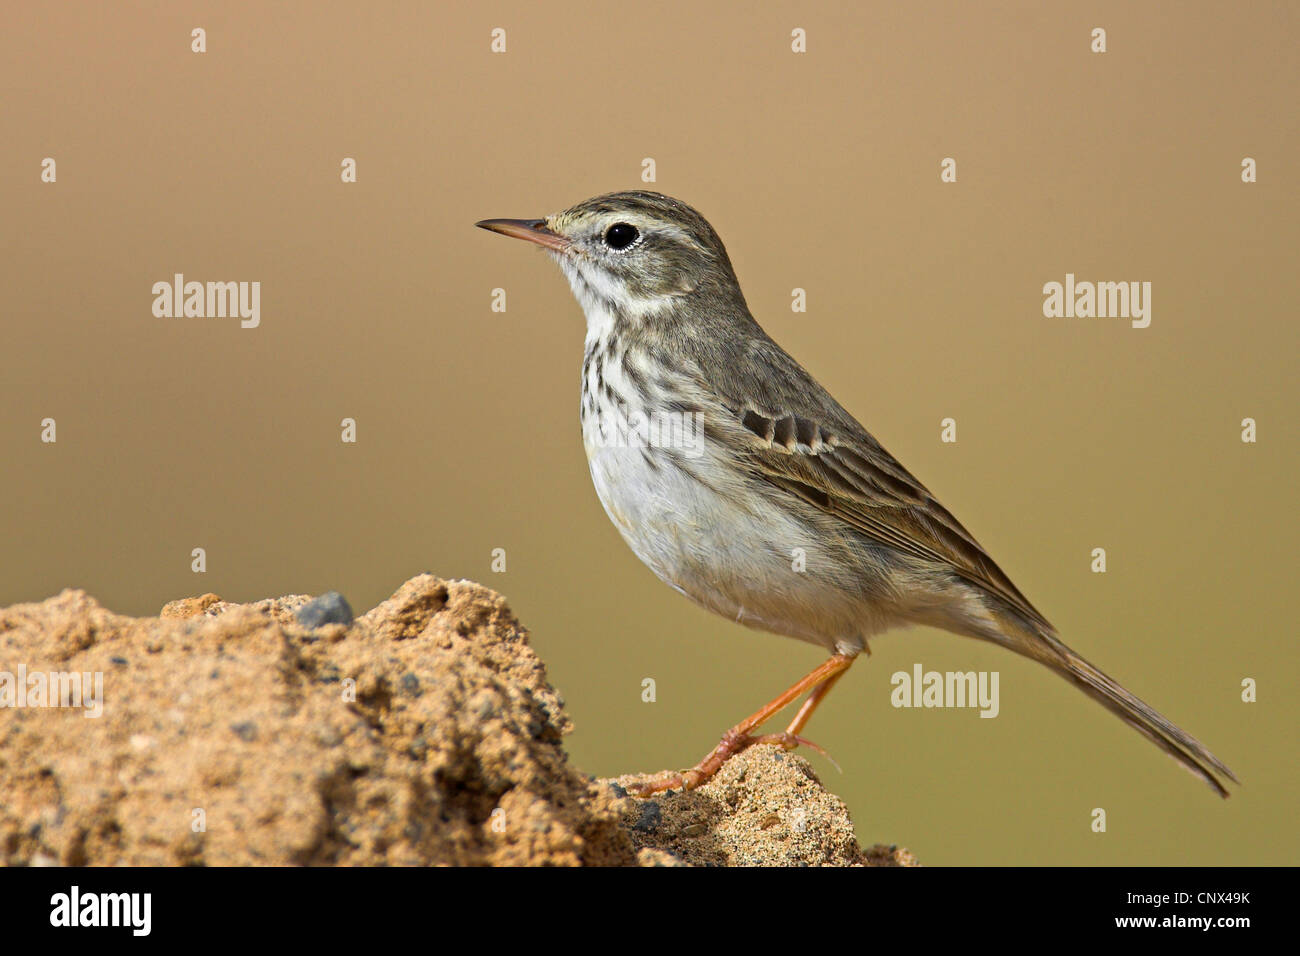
[2,1,1295,864]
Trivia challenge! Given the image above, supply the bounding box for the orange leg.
[783,661,850,736]
[625,653,855,796]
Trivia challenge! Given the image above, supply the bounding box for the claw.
[622,771,686,797]
[751,731,840,771]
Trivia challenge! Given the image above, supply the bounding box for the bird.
[475,190,1236,798]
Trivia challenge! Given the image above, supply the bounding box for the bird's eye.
[603,222,639,250]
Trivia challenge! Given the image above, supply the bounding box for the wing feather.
[728,402,1049,631]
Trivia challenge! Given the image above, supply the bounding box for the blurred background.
[2,1,1295,864]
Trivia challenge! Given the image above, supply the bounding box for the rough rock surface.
[0,575,915,867]
[610,749,917,866]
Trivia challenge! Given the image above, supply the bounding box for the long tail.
[997,618,1237,797]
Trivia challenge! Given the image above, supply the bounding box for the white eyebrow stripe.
[635,220,708,254]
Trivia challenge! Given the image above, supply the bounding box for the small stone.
[632,801,662,833]
[160,593,222,619]
[681,823,706,837]
[468,689,501,720]
[295,592,354,629]
[314,726,343,748]
[230,721,257,742]
[110,656,128,666]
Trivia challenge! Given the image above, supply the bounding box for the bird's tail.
[994,615,1237,797]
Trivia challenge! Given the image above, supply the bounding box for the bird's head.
[476,191,743,326]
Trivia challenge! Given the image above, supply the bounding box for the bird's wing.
[699,333,1051,632]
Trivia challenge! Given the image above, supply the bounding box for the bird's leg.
[624,653,854,796]
[787,663,850,735]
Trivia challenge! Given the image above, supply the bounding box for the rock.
[607,745,914,866]
[295,592,354,629]
[0,575,914,867]
[159,593,222,620]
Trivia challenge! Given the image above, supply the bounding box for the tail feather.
[1044,636,1237,797]
[990,615,1237,797]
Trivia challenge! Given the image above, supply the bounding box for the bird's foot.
[621,654,855,797]
[622,728,827,797]
[751,730,826,756]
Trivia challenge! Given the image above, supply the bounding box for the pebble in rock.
[295,591,354,629]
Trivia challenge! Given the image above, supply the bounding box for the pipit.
[476,191,1236,798]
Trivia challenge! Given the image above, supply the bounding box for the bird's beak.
[475,218,570,253]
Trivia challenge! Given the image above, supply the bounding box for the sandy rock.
[159,593,222,619]
[607,747,916,866]
[0,575,914,866]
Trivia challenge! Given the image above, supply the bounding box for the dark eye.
[603,222,639,250]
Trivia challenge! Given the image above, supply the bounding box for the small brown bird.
[477,191,1236,797]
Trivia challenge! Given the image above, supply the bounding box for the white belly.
[581,431,876,653]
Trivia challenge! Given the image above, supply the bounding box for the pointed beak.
[474,218,570,253]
